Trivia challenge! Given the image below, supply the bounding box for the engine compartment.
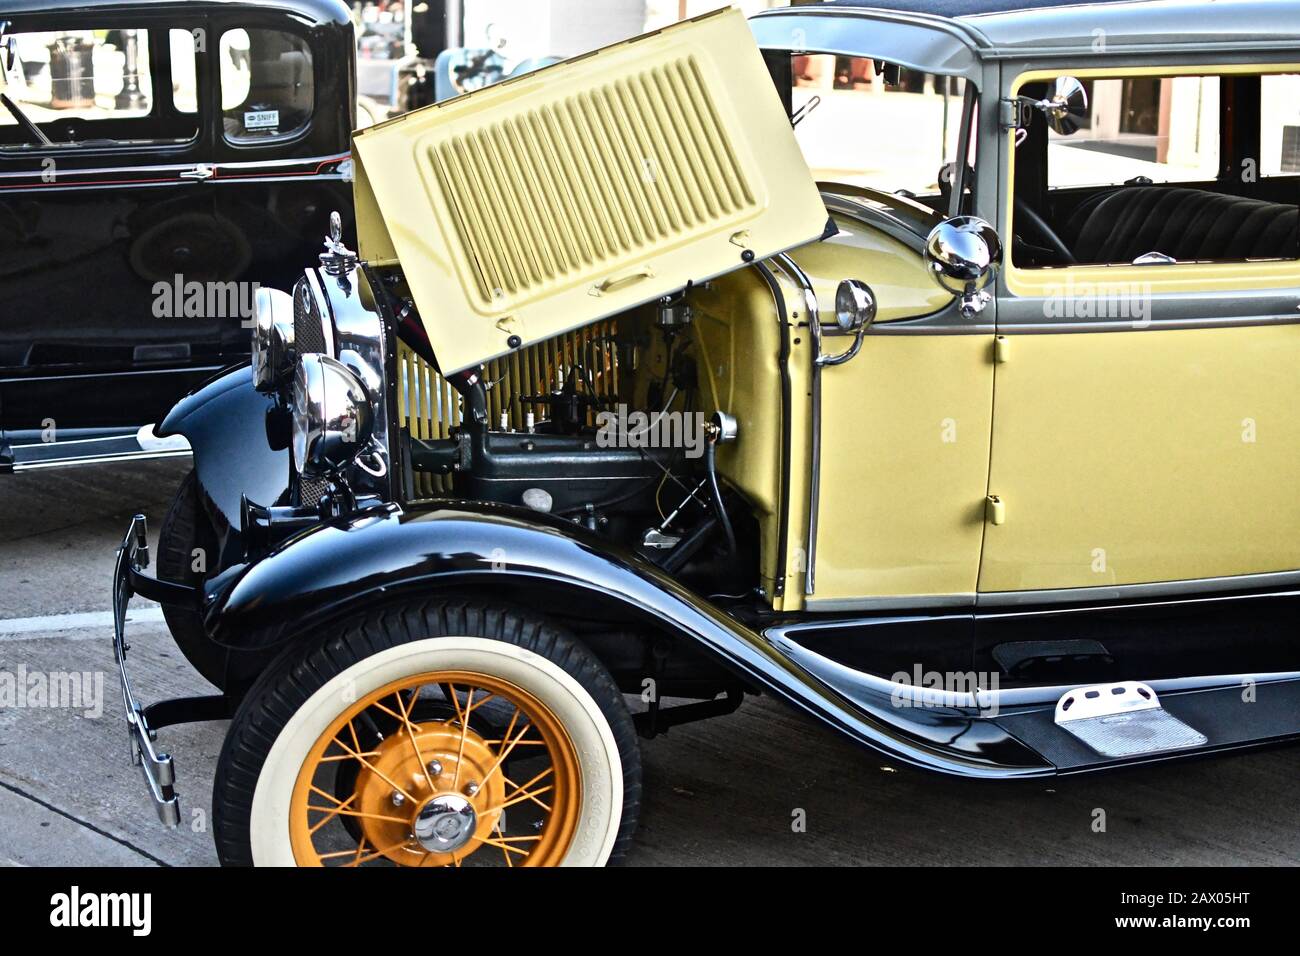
[389,278,774,604]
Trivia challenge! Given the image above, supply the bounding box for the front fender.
[203,502,1052,779]
[157,365,290,555]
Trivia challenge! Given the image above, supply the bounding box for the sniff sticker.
[244,109,280,130]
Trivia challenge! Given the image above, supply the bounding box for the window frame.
[1002,61,1300,300]
[212,20,317,151]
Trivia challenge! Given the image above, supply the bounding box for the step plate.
[1055,682,1207,759]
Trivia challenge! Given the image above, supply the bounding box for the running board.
[1052,681,1206,758]
[998,675,1300,771]
[768,629,1300,775]
[1,425,190,472]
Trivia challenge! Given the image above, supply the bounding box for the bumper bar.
[112,514,227,827]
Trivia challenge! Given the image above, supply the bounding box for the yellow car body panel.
[979,323,1300,592]
[985,61,1300,595]
[351,6,828,374]
[811,332,993,605]
[785,206,991,606]
[788,203,952,326]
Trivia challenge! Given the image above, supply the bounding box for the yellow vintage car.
[111,0,1299,866]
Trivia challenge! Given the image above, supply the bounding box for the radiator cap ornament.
[319,210,358,276]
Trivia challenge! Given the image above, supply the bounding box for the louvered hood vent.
[352,6,827,374]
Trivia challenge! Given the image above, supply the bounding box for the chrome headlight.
[834,279,877,332]
[291,354,373,478]
[251,287,296,392]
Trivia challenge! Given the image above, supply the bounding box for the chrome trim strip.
[12,449,191,471]
[804,592,976,611]
[765,622,1300,710]
[772,254,821,595]
[869,301,993,335]
[977,570,1300,608]
[11,433,131,448]
[997,282,1300,334]
[215,151,351,173]
[982,40,1300,61]
[995,314,1300,334]
[316,264,391,493]
[0,151,350,180]
[801,571,1300,613]
[0,161,196,179]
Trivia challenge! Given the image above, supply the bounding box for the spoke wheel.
[289,671,582,867]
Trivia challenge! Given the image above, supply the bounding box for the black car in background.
[0,0,356,470]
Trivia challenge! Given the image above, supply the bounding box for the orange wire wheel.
[289,670,582,867]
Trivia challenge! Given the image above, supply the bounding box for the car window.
[793,55,969,198]
[1260,74,1300,177]
[0,28,197,149]
[1012,68,1299,271]
[219,27,313,144]
[1046,76,1221,190]
[170,28,199,115]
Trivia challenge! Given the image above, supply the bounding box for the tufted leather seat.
[1063,186,1299,264]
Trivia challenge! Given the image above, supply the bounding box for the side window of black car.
[0,27,198,149]
[219,28,313,144]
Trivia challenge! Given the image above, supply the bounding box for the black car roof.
[0,0,350,26]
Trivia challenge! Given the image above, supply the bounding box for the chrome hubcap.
[413,794,478,853]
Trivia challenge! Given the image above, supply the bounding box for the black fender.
[157,364,289,562]
[201,501,1054,779]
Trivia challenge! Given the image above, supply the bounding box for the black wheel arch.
[196,502,1055,778]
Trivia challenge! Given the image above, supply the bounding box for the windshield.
[793,55,972,199]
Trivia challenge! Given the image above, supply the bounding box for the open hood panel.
[352,6,827,374]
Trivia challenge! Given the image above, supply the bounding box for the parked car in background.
[113,0,1299,868]
[0,0,355,471]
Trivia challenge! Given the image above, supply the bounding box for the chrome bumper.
[112,514,207,828]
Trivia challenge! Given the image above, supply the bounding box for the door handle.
[180,165,215,181]
[589,265,654,297]
[986,495,1007,526]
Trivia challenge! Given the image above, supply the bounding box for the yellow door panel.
[980,324,1300,593]
[812,333,993,605]
[352,7,828,374]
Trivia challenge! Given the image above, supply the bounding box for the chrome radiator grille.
[293,277,328,357]
[292,276,333,508]
[429,55,755,310]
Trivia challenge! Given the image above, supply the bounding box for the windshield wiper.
[0,24,52,147]
[0,92,52,146]
[791,94,821,128]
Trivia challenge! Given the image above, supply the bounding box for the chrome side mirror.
[923,216,1002,317]
[1033,76,1088,136]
